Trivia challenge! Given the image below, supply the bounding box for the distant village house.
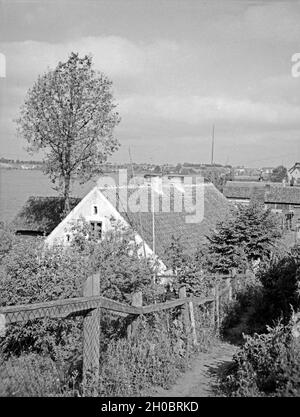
[223,180,300,237]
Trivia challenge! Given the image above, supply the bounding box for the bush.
[97,313,189,396]
[221,246,300,341]
[221,274,264,342]
[163,235,214,297]
[0,353,75,397]
[0,226,14,262]
[256,246,300,325]
[0,223,215,396]
[221,320,300,397]
[0,237,88,363]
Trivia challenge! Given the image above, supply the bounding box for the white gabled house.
[13,178,232,275]
[44,185,167,273]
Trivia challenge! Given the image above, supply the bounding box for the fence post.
[188,301,198,346]
[0,314,6,338]
[226,277,232,302]
[127,291,143,338]
[83,273,101,387]
[210,286,216,328]
[179,286,190,335]
[215,283,220,331]
[231,268,237,299]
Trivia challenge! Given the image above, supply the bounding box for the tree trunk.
[63,176,71,216]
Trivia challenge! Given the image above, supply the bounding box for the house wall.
[45,188,114,245]
[288,167,300,184]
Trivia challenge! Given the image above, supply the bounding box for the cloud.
[207,1,300,43]
[119,94,300,127]
[243,2,300,43]
[1,36,187,87]
[1,3,300,166]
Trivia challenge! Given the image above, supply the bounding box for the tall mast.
[151,183,155,254]
[211,124,215,166]
[128,146,147,258]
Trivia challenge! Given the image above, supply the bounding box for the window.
[93,206,98,215]
[90,221,102,239]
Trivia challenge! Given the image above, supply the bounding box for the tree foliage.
[0,225,14,262]
[255,246,300,325]
[0,223,155,359]
[204,168,233,192]
[270,165,288,183]
[0,227,198,396]
[163,235,213,296]
[205,203,283,273]
[222,320,300,397]
[16,52,120,213]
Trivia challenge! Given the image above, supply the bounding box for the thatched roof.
[11,196,81,235]
[100,182,231,261]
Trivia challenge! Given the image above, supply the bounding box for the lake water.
[0,169,99,223]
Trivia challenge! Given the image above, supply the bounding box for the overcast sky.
[0,0,300,167]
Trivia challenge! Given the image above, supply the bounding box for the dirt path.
[150,342,237,397]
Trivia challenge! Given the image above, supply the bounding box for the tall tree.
[16,52,120,214]
[205,203,283,273]
[270,165,288,183]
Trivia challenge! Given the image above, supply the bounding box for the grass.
[0,306,218,397]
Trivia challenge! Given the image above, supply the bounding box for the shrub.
[221,320,300,397]
[221,246,300,341]
[96,312,191,396]
[256,246,300,325]
[163,235,214,297]
[0,224,156,365]
[0,353,75,397]
[0,223,215,396]
[0,226,14,263]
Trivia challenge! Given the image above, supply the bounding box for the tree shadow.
[206,359,236,397]
[220,286,265,345]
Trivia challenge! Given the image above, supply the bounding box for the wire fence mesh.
[0,278,233,397]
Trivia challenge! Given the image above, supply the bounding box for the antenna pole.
[128,146,134,178]
[211,124,215,166]
[152,184,155,254]
[128,146,147,259]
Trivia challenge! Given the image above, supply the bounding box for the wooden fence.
[0,272,241,385]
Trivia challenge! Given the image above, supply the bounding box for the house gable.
[44,186,167,272]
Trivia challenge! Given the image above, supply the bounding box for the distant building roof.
[266,187,300,205]
[11,196,81,235]
[223,181,300,205]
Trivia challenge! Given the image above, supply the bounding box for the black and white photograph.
[0,0,300,402]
